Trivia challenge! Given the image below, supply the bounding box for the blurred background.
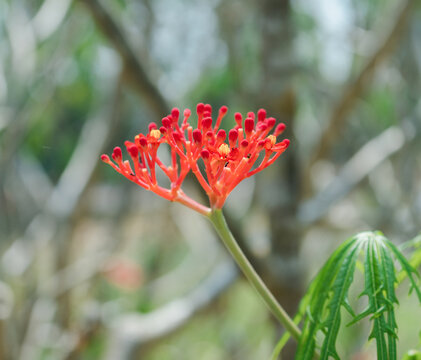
[1,0,421,359]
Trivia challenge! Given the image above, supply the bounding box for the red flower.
[101,104,289,215]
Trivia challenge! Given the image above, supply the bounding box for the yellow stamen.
[218,143,230,157]
[150,129,161,139]
[268,135,276,146]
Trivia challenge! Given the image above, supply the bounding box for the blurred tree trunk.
[219,1,301,357]
[256,0,302,357]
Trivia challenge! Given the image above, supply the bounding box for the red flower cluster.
[101,104,289,215]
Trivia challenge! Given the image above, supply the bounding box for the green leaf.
[294,231,421,360]
[384,238,421,301]
[397,234,421,284]
[379,243,398,359]
[365,239,388,359]
[319,240,364,360]
[346,234,399,360]
[296,236,362,360]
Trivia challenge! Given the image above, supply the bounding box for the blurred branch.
[40,251,113,298]
[310,0,415,164]
[80,0,170,117]
[17,74,122,241]
[4,78,123,274]
[46,85,122,219]
[104,260,238,360]
[99,206,234,358]
[14,77,124,359]
[54,193,226,359]
[0,10,76,234]
[0,6,76,171]
[65,318,102,360]
[299,126,411,224]
[144,206,221,302]
[18,252,114,360]
[0,281,14,360]
[18,156,54,209]
[31,0,73,41]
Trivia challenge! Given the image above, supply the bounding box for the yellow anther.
[267,135,276,146]
[150,129,161,139]
[218,143,230,157]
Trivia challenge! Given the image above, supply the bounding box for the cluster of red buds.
[101,104,290,215]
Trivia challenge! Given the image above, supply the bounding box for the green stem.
[209,209,302,342]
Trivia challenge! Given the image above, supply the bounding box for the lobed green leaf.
[296,236,362,360]
[384,238,421,302]
[293,231,421,360]
[319,240,363,360]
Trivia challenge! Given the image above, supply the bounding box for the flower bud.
[127,145,138,158]
[216,129,226,142]
[274,123,286,136]
[234,112,242,127]
[244,118,254,135]
[257,109,266,122]
[201,149,210,159]
[228,129,238,146]
[171,108,180,121]
[193,129,202,143]
[197,103,204,114]
[112,147,122,161]
[202,117,212,130]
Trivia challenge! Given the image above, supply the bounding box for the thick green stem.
[209,209,301,342]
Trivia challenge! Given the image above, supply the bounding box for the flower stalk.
[208,209,302,342]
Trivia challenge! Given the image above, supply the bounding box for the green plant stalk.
[209,209,302,342]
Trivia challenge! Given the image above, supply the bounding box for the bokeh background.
[1,0,421,359]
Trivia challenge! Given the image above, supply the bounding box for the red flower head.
[101,104,290,215]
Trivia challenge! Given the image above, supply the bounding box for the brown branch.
[80,0,170,117]
[311,0,414,164]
